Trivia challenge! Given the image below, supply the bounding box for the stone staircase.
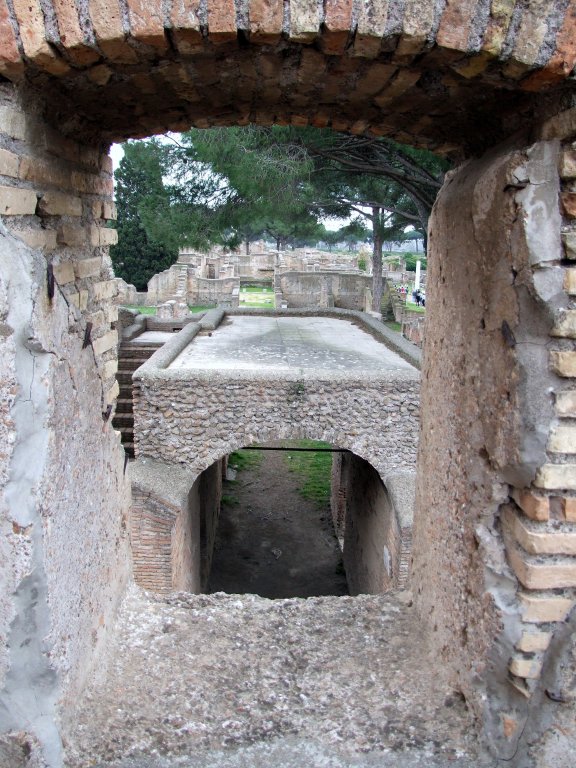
[112,340,164,457]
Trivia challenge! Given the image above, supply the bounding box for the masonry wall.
[0,84,130,762]
[412,135,576,760]
[189,276,239,307]
[277,271,372,310]
[339,453,404,594]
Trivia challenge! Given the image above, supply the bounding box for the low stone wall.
[188,276,239,307]
[276,271,372,310]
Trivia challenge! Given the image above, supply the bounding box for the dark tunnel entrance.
[206,442,349,599]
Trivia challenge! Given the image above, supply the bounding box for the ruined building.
[1,1,576,766]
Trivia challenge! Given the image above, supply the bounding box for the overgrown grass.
[385,321,402,332]
[284,439,333,508]
[189,305,215,313]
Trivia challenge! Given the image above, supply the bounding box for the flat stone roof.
[169,316,415,373]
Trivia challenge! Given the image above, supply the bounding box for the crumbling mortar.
[500,1,525,62]
[383,0,406,38]
[467,0,492,53]
[2,0,24,57]
[39,0,61,44]
[429,0,447,44]
[536,0,572,68]
[75,0,98,45]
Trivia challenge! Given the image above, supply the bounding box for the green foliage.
[285,440,333,508]
[110,141,178,290]
[404,252,427,271]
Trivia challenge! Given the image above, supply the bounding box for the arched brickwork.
[0,0,576,151]
[2,1,576,764]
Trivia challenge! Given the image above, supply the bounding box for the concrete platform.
[169,316,415,372]
[63,587,492,768]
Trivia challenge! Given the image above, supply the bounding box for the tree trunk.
[372,207,383,313]
[245,238,250,255]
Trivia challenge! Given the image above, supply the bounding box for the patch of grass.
[285,439,333,508]
[239,290,275,308]
[405,301,426,314]
[385,321,402,332]
[228,448,262,472]
[189,304,215,313]
[221,493,239,506]
[122,305,157,314]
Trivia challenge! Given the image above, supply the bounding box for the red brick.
[89,0,139,63]
[249,0,283,43]
[207,0,237,43]
[396,1,436,58]
[321,0,353,55]
[352,0,387,58]
[0,0,24,77]
[562,496,576,522]
[511,488,550,522]
[562,192,576,218]
[170,0,203,54]
[436,0,478,53]
[12,0,70,74]
[288,0,321,43]
[51,0,100,65]
[126,0,168,52]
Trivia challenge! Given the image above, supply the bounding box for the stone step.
[115,398,133,414]
[120,358,146,373]
[112,414,133,429]
[123,442,135,458]
[120,344,162,359]
[117,370,134,385]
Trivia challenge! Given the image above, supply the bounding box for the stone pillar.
[412,137,576,759]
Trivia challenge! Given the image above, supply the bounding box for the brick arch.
[2,1,576,151]
[130,430,414,597]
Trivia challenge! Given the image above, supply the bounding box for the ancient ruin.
[1,1,576,766]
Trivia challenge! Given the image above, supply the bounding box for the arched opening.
[206,442,350,599]
[2,4,576,764]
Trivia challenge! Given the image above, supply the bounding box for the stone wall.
[335,452,412,594]
[275,271,372,310]
[0,85,130,762]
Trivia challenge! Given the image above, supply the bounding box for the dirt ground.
[207,448,348,599]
